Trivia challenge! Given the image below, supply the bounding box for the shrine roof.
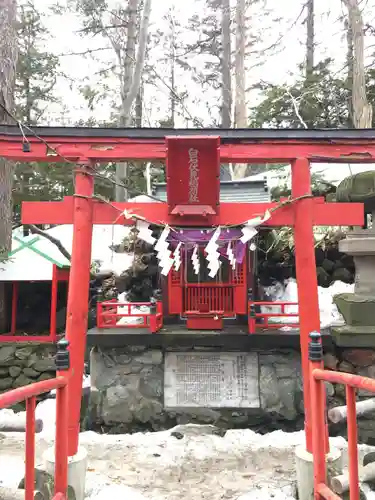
[1,125,375,142]
[154,178,271,204]
[0,225,132,281]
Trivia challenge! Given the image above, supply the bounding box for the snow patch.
[237,484,296,500]
[1,424,375,500]
[88,485,151,500]
[116,304,151,326]
[261,278,354,330]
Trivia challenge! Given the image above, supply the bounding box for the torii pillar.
[66,163,94,454]
[292,158,323,453]
[58,161,94,456]
[21,147,364,460]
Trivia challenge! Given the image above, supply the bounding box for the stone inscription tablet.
[164,352,260,408]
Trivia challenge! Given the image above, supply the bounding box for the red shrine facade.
[0,125,369,456]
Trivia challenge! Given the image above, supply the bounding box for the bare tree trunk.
[342,0,372,128]
[169,11,176,128]
[233,0,247,179]
[0,0,17,332]
[221,0,232,128]
[115,0,138,202]
[305,0,314,80]
[119,0,138,126]
[115,163,128,202]
[120,0,152,119]
[116,0,152,202]
[345,16,354,126]
[234,0,246,129]
[135,86,143,127]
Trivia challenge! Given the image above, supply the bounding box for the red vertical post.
[54,383,68,495]
[65,163,94,456]
[309,333,328,498]
[50,265,58,341]
[291,158,327,453]
[311,375,326,498]
[25,396,36,500]
[11,282,18,335]
[346,385,360,500]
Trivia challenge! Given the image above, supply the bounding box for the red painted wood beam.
[50,265,58,341]
[2,139,375,162]
[292,158,326,454]
[63,167,94,456]
[21,197,365,227]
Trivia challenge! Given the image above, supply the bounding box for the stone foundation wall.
[89,346,305,433]
[0,344,56,402]
[89,345,375,443]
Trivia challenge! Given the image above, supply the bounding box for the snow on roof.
[1,194,164,282]
[129,194,161,203]
[1,224,132,282]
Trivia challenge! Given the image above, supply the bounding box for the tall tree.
[115,0,151,201]
[234,0,246,130]
[342,0,372,128]
[12,1,65,222]
[305,0,314,80]
[72,0,152,201]
[233,0,247,179]
[15,1,59,124]
[220,0,232,128]
[345,16,354,125]
[0,0,17,330]
[251,60,350,128]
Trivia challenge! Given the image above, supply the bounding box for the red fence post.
[346,385,360,500]
[309,332,328,498]
[54,339,70,497]
[0,368,70,500]
[248,303,256,333]
[25,396,36,500]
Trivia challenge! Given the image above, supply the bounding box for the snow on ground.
[1,424,375,500]
[261,278,354,330]
[1,382,374,499]
[0,426,326,500]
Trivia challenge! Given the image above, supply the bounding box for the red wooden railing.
[309,332,374,500]
[1,266,70,343]
[97,300,163,333]
[248,301,299,333]
[0,339,70,500]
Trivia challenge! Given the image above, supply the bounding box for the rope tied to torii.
[116,193,315,278]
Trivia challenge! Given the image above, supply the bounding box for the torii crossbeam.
[0,126,367,459]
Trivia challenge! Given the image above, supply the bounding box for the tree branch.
[27,225,71,261]
[286,90,308,128]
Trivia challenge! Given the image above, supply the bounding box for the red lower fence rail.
[248,301,299,333]
[309,332,375,500]
[0,339,70,500]
[97,300,163,333]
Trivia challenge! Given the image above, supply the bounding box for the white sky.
[32,0,375,126]
[29,0,375,183]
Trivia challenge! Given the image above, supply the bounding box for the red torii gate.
[0,126,367,458]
